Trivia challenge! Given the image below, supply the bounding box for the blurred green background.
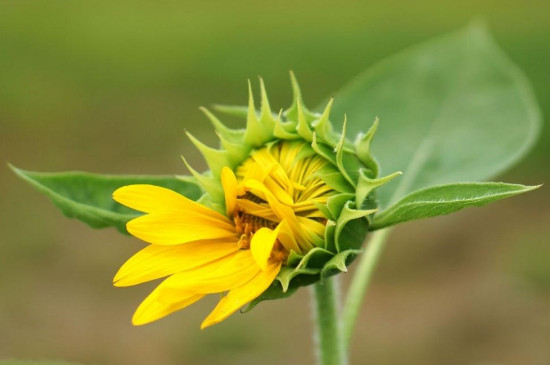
[1,1,549,364]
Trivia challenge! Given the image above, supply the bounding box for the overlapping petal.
[126,212,237,245]
[158,250,260,294]
[133,289,204,326]
[201,262,281,329]
[113,184,230,222]
[250,225,280,270]
[114,239,239,287]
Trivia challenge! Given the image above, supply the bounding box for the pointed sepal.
[199,107,244,143]
[181,156,224,203]
[335,117,361,187]
[296,99,314,142]
[335,201,376,251]
[258,77,277,132]
[244,80,273,147]
[312,98,338,146]
[321,249,361,278]
[355,170,402,209]
[354,118,380,177]
[185,132,231,176]
[277,266,321,292]
[311,133,337,166]
[316,165,354,194]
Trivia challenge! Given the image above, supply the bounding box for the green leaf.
[331,23,541,208]
[10,165,203,233]
[371,182,540,230]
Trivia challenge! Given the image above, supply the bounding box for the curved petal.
[201,261,281,329]
[113,184,231,223]
[244,180,296,222]
[221,167,238,216]
[159,250,260,294]
[276,219,302,253]
[297,216,325,237]
[132,286,204,326]
[114,239,239,287]
[239,154,273,182]
[251,148,292,191]
[250,225,280,270]
[235,199,279,222]
[244,179,307,244]
[126,212,237,245]
[264,176,294,205]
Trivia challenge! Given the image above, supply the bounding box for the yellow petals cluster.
[113,141,333,328]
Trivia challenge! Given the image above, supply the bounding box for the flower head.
[113,74,399,328]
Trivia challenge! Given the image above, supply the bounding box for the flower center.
[234,210,289,264]
[228,141,334,259]
[233,192,276,236]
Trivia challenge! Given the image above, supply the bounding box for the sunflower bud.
[112,73,399,327]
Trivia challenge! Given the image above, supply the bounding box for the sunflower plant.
[12,23,541,365]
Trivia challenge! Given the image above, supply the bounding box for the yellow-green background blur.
[1,1,549,364]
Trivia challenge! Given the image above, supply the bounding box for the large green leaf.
[331,24,541,209]
[371,182,539,230]
[10,165,202,233]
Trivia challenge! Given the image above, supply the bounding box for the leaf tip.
[8,164,33,184]
[528,184,543,191]
[7,162,22,175]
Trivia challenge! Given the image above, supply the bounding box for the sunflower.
[111,76,394,328]
[113,141,334,328]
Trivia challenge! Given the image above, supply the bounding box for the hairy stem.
[312,278,348,365]
[342,228,392,348]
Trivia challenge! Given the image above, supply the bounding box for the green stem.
[312,277,348,365]
[342,228,392,348]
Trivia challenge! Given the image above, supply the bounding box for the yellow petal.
[201,262,281,329]
[250,225,280,270]
[114,240,239,287]
[244,179,307,244]
[292,198,329,212]
[251,149,293,192]
[113,184,231,223]
[264,177,294,205]
[276,219,301,253]
[221,167,238,216]
[238,158,270,182]
[235,199,279,221]
[159,250,260,294]
[126,212,237,245]
[132,285,204,326]
[297,216,325,237]
[243,180,295,222]
[291,181,306,191]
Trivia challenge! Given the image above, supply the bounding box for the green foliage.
[10,165,202,233]
[331,23,541,211]
[371,182,540,229]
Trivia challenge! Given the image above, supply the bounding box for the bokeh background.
[1,1,549,364]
